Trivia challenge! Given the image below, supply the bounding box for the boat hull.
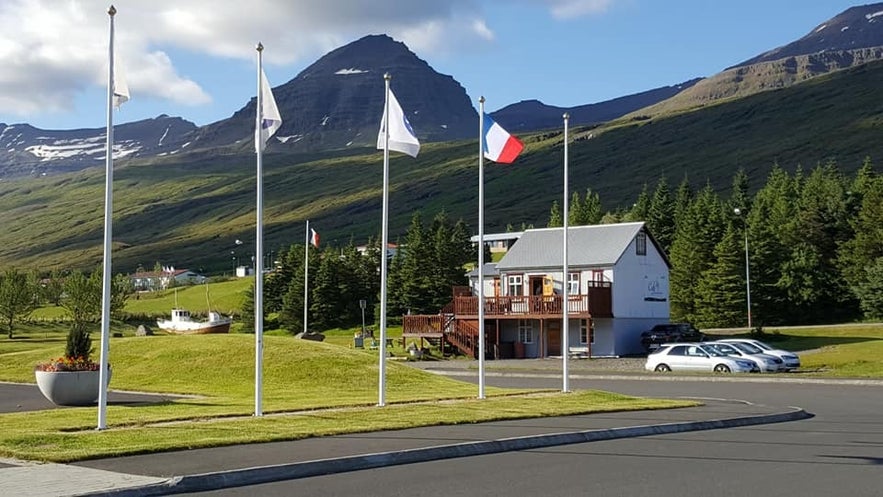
[156,321,231,335]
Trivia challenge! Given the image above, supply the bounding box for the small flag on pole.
[112,62,129,108]
[483,113,523,164]
[377,89,420,158]
[310,228,319,248]
[256,69,282,153]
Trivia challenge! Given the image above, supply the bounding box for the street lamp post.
[734,208,752,329]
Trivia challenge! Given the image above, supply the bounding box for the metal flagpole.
[254,43,265,417]
[378,74,392,406]
[562,113,570,393]
[478,97,486,399]
[304,219,309,335]
[97,4,117,430]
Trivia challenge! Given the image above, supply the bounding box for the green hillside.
[4,59,883,273]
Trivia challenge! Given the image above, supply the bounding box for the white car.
[644,343,760,373]
[704,341,785,372]
[719,338,800,371]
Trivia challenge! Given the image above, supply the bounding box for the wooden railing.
[452,287,612,318]
[448,319,479,358]
[401,314,444,334]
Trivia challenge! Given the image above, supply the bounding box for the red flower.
[35,356,100,372]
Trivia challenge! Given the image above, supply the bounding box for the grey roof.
[466,263,499,278]
[470,231,524,243]
[496,222,649,270]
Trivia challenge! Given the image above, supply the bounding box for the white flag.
[112,57,129,108]
[377,89,420,158]
[256,69,282,153]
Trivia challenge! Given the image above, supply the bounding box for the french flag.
[483,113,523,164]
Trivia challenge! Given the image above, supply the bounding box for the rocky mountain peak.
[734,3,883,68]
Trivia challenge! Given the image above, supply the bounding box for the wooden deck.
[452,288,612,319]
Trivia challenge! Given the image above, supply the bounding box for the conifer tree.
[583,188,602,225]
[626,183,650,222]
[694,223,747,328]
[647,176,675,253]
[547,200,562,227]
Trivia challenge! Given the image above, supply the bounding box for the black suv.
[640,323,703,352]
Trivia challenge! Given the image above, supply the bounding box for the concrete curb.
[421,369,883,386]
[78,407,813,497]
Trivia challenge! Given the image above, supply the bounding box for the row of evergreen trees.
[546,159,883,326]
[246,211,475,332]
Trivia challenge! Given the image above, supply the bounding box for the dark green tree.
[855,257,883,320]
[547,200,562,227]
[568,191,586,225]
[647,176,675,253]
[0,268,37,339]
[673,175,694,232]
[624,183,650,222]
[310,248,342,330]
[583,188,603,225]
[694,224,748,328]
[669,184,725,323]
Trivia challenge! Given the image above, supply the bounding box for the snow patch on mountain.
[335,68,368,75]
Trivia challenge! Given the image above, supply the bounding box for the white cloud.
[0,0,613,120]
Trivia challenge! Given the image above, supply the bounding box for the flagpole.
[96,4,117,431]
[254,42,265,417]
[477,97,486,399]
[378,73,392,407]
[562,112,570,393]
[304,220,309,335]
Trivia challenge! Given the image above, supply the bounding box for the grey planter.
[34,368,111,406]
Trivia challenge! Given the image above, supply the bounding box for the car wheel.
[654,364,671,372]
[713,364,731,373]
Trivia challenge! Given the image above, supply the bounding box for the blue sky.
[0,0,866,130]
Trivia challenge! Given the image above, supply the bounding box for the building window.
[568,272,579,295]
[579,320,594,344]
[636,232,647,256]
[518,320,533,343]
[507,274,523,296]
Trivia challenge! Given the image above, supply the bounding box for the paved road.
[0,382,176,414]
[178,372,883,497]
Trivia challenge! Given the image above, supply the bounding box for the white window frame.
[567,272,580,295]
[507,274,523,296]
[579,319,594,345]
[518,319,533,343]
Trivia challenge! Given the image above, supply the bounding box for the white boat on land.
[156,308,231,335]
[155,285,232,334]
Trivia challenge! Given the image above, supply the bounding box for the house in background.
[470,231,523,255]
[129,267,206,292]
[403,222,670,358]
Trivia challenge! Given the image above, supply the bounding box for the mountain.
[633,3,883,118]
[490,79,701,132]
[0,115,196,179]
[188,34,478,154]
[734,4,883,67]
[5,58,883,273]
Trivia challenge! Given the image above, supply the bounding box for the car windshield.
[750,340,773,351]
[701,346,727,357]
[732,342,762,354]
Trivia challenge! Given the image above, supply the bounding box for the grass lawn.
[0,326,693,462]
[704,323,883,377]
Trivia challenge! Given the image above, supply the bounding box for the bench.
[568,346,589,358]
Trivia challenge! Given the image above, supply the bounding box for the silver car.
[645,343,760,373]
[704,341,784,372]
[720,338,800,371]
